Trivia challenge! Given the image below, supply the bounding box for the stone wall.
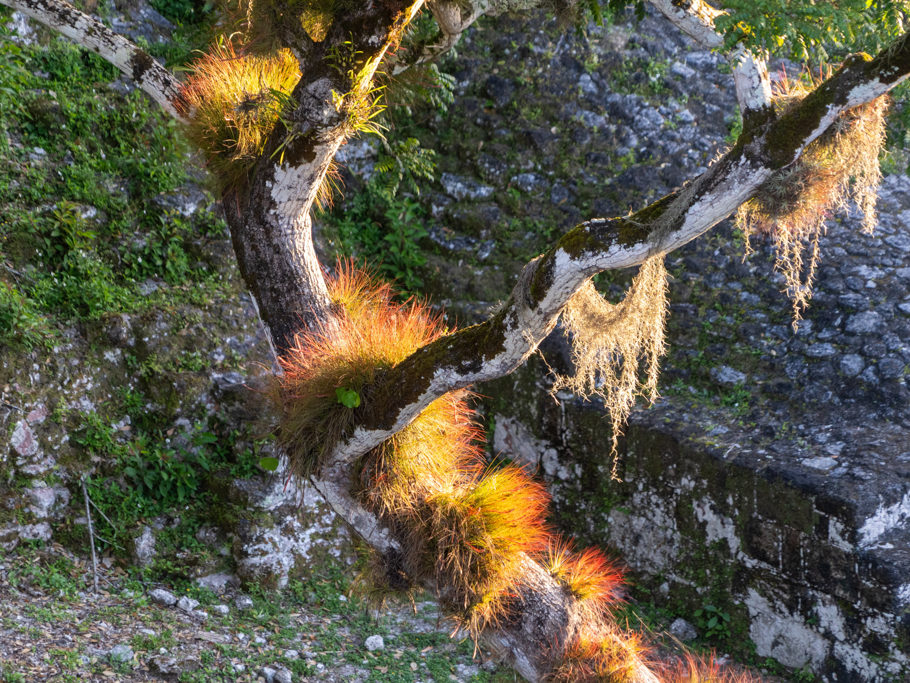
[483,352,910,681]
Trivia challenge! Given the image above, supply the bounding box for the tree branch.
[222,0,427,352]
[646,0,773,122]
[324,26,910,473]
[292,31,910,680]
[391,0,547,73]
[0,0,185,120]
[311,462,661,682]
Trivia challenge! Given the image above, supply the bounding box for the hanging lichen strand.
[270,265,755,681]
[736,67,889,327]
[551,255,669,479]
[177,41,301,187]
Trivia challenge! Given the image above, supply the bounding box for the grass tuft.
[544,537,623,609]
[548,631,648,682]
[270,261,447,478]
[415,464,550,611]
[658,653,761,682]
[737,65,889,326]
[178,40,300,187]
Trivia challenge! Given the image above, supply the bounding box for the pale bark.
[646,0,772,119]
[0,0,184,119]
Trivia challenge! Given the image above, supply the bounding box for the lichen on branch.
[272,267,744,679]
[737,66,889,325]
[551,255,669,478]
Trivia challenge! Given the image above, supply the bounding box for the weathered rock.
[364,635,384,651]
[669,617,697,642]
[845,311,883,334]
[18,522,52,542]
[710,366,747,385]
[25,483,69,520]
[11,420,38,458]
[149,588,178,607]
[148,655,179,675]
[232,478,348,589]
[839,354,865,376]
[439,173,494,201]
[131,526,156,569]
[176,596,199,612]
[109,644,133,664]
[234,594,254,611]
[194,572,238,594]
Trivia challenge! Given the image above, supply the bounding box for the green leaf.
[335,386,361,408]
[259,456,280,472]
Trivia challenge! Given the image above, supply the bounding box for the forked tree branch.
[303,29,910,681]
[391,0,547,73]
[0,0,185,120]
[324,33,910,472]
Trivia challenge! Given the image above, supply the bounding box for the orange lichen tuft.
[544,537,623,609]
[416,465,550,607]
[549,631,649,682]
[737,65,889,326]
[660,653,762,682]
[270,263,447,477]
[178,40,300,186]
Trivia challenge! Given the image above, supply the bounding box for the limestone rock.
[194,572,238,594]
[109,644,133,664]
[25,483,69,520]
[234,594,254,611]
[149,588,178,607]
[176,596,199,613]
[131,526,156,569]
[669,617,697,642]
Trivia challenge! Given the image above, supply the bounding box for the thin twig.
[92,534,126,552]
[81,476,99,595]
[87,496,116,530]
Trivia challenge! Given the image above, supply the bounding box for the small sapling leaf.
[259,456,280,471]
[336,386,361,408]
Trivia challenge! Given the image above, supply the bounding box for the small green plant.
[0,281,55,350]
[335,386,361,408]
[321,184,428,292]
[41,201,96,266]
[373,137,437,202]
[725,108,743,144]
[694,603,732,641]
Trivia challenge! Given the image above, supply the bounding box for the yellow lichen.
[551,255,668,479]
